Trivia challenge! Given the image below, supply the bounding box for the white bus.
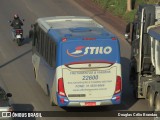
[32,16,122,107]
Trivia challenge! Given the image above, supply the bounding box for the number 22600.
[82,75,98,80]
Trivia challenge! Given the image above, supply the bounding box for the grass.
[93,0,159,22]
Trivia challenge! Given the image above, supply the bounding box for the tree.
[127,0,132,12]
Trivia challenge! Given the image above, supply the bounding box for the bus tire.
[17,39,21,46]
[155,93,160,111]
[33,67,37,79]
[147,88,155,111]
[50,99,56,106]
[46,84,50,96]
[51,101,57,106]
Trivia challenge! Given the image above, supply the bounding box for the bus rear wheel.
[155,93,160,111]
[50,98,56,106]
[46,84,50,96]
[33,67,37,79]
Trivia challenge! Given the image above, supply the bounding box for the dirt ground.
[75,0,127,35]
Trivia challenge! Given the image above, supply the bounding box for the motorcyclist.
[10,14,23,29]
[10,14,23,40]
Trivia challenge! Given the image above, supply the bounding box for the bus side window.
[39,29,44,57]
[42,31,44,56]
[53,42,56,67]
[35,26,40,52]
[45,35,49,63]
[48,38,53,66]
[47,37,51,65]
[38,30,41,54]
[51,41,54,67]
[32,23,37,47]
[37,27,42,53]
[42,32,46,58]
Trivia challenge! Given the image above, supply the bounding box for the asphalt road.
[0,0,154,120]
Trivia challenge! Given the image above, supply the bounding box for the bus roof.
[37,16,116,42]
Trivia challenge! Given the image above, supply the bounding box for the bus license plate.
[85,102,96,106]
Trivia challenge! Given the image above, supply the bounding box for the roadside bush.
[93,0,159,22]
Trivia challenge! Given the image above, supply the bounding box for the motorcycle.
[13,28,23,46]
[9,19,24,46]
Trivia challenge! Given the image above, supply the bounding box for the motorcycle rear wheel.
[17,39,21,46]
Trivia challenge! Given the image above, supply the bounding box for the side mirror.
[29,30,34,39]
[136,35,140,39]
[22,19,25,22]
[6,93,12,97]
[125,33,130,40]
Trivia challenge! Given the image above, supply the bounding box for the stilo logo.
[66,46,112,57]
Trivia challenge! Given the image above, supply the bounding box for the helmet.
[14,14,19,19]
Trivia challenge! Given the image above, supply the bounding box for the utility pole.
[127,0,132,12]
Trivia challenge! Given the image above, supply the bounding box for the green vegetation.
[93,0,159,22]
